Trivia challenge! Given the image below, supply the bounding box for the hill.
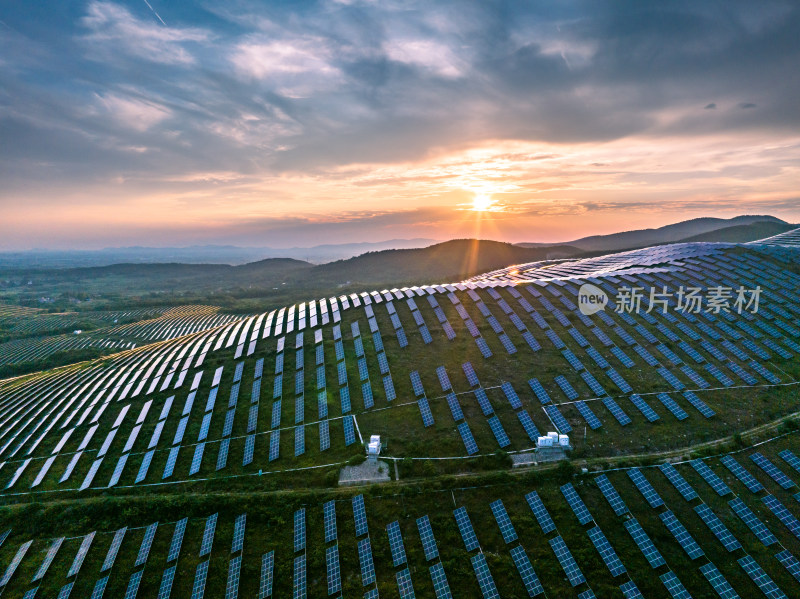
[518,215,787,252]
[308,239,582,285]
[676,220,797,243]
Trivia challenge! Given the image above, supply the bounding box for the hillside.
[518,215,787,252]
[308,239,582,285]
[676,221,797,243]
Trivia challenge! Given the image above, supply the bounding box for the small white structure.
[367,435,382,463]
[537,431,570,449]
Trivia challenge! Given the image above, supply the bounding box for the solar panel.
[418,398,435,427]
[383,374,396,401]
[729,497,777,546]
[627,468,664,508]
[544,404,572,433]
[326,545,341,595]
[487,416,510,448]
[461,362,481,387]
[695,504,741,552]
[167,518,187,562]
[135,522,158,567]
[445,393,464,422]
[343,415,356,446]
[721,455,764,493]
[90,575,109,599]
[259,551,274,598]
[501,382,522,409]
[554,375,579,400]
[656,393,689,420]
[561,483,593,525]
[386,521,408,567]
[57,582,74,599]
[318,419,330,452]
[269,430,280,461]
[487,499,518,544]
[414,515,440,562]
[682,391,715,418]
[605,368,632,393]
[293,554,306,599]
[68,532,95,577]
[190,443,205,475]
[340,385,351,414]
[508,545,544,597]
[357,538,376,586]
[738,555,787,599]
[525,490,556,534]
[247,404,259,433]
[473,388,494,415]
[294,508,306,552]
[608,347,634,369]
[353,495,368,537]
[780,449,800,475]
[516,410,539,441]
[699,562,739,599]
[0,539,28,590]
[763,495,800,540]
[429,562,453,599]
[527,378,551,404]
[575,401,603,430]
[199,513,218,557]
[32,536,64,582]
[659,463,698,501]
[619,580,644,599]
[660,571,692,599]
[691,459,732,496]
[294,426,305,456]
[629,394,660,422]
[471,553,500,598]
[271,401,281,428]
[232,514,246,553]
[225,555,242,599]
[580,371,606,396]
[454,507,480,551]
[587,526,626,576]
[549,535,586,587]
[393,567,415,599]
[377,352,389,375]
[660,510,704,559]
[596,474,629,516]
[776,550,800,584]
[157,564,178,599]
[101,527,127,572]
[751,453,796,490]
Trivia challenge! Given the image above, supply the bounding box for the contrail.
[142,0,167,26]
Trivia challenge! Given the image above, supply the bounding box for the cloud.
[79,1,210,65]
[92,92,171,131]
[705,103,716,109]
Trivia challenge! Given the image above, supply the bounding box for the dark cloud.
[1,0,798,247]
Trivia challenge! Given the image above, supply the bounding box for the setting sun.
[472,193,495,211]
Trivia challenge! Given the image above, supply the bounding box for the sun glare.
[472,193,494,211]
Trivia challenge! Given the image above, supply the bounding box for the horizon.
[2,1,799,249]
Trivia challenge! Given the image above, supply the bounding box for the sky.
[1,0,799,250]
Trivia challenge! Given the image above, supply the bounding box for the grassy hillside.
[518,215,787,252]
[308,239,581,286]
[677,221,796,243]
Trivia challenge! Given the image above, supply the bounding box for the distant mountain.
[308,239,581,285]
[0,239,438,269]
[676,221,797,244]
[517,215,787,252]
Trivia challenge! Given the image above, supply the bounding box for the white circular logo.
[578,283,608,315]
